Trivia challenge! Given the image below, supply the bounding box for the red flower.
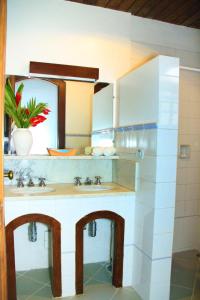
[42,108,51,115]
[30,115,47,127]
[15,92,21,107]
[25,109,30,115]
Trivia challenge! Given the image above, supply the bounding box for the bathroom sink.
[75,185,113,192]
[11,186,55,195]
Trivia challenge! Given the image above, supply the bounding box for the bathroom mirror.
[4,76,113,154]
[4,75,65,154]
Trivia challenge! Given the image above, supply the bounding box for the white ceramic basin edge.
[11,186,55,195]
[75,185,113,192]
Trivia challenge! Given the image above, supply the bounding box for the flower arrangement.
[4,79,50,128]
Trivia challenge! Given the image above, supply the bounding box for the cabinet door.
[92,84,113,131]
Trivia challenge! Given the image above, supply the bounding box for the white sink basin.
[75,185,113,192]
[11,186,55,195]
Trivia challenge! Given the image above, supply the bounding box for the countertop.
[4,182,135,201]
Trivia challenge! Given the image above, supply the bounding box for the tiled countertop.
[4,182,135,201]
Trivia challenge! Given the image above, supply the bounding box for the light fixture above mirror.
[29,61,99,83]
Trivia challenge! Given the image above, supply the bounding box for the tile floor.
[16,250,200,300]
[170,250,200,300]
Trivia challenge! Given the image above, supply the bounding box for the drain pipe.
[28,222,37,242]
[88,220,97,237]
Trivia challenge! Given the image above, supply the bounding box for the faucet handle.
[27,178,35,187]
[74,177,82,186]
[16,177,24,188]
[84,177,93,185]
[38,177,46,187]
[94,176,102,185]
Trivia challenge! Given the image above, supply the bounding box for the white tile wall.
[116,56,179,300]
[4,159,113,184]
[173,69,200,252]
[149,257,172,300]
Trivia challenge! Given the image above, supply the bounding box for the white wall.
[7,0,200,82]
[6,0,134,82]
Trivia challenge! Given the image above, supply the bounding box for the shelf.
[4,155,119,160]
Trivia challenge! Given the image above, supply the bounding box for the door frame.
[0,0,7,299]
[75,210,124,294]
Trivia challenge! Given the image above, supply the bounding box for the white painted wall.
[6,0,134,82]
[6,0,200,82]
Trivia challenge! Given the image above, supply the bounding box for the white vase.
[12,128,33,155]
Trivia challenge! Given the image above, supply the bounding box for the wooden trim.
[76,210,124,294]
[94,82,110,94]
[6,213,62,300]
[0,0,7,299]
[9,76,66,149]
[30,61,99,81]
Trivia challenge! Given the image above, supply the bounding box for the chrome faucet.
[38,177,46,187]
[27,178,35,187]
[84,177,93,185]
[16,176,24,188]
[74,177,82,186]
[94,176,102,185]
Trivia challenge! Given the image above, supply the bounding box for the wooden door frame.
[6,213,62,300]
[0,0,7,299]
[75,210,124,294]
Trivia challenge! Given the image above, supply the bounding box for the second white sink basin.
[11,186,55,195]
[75,185,113,192]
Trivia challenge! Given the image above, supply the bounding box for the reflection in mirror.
[4,77,114,154]
[15,79,58,154]
[4,76,65,155]
[65,80,94,150]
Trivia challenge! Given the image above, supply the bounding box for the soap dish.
[47,148,78,156]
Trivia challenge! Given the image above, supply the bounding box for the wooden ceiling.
[68,0,200,29]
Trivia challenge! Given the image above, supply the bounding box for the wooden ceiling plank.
[95,0,109,7]
[182,9,200,26]
[169,0,199,23]
[174,1,200,25]
[67,0,200,29]
[158,0,199,24]
[153,0,185,21]
[117,0,137,12]
[105,0,124,10]
[82,0,97,5]
[136,0,161,18]
[129,0,148,15]
[143,0,171,19]
[68,0,84,4]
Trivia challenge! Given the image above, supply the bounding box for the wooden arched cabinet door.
[76,210,125,294]
[6,213,62,300]
[0,1,7,299]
